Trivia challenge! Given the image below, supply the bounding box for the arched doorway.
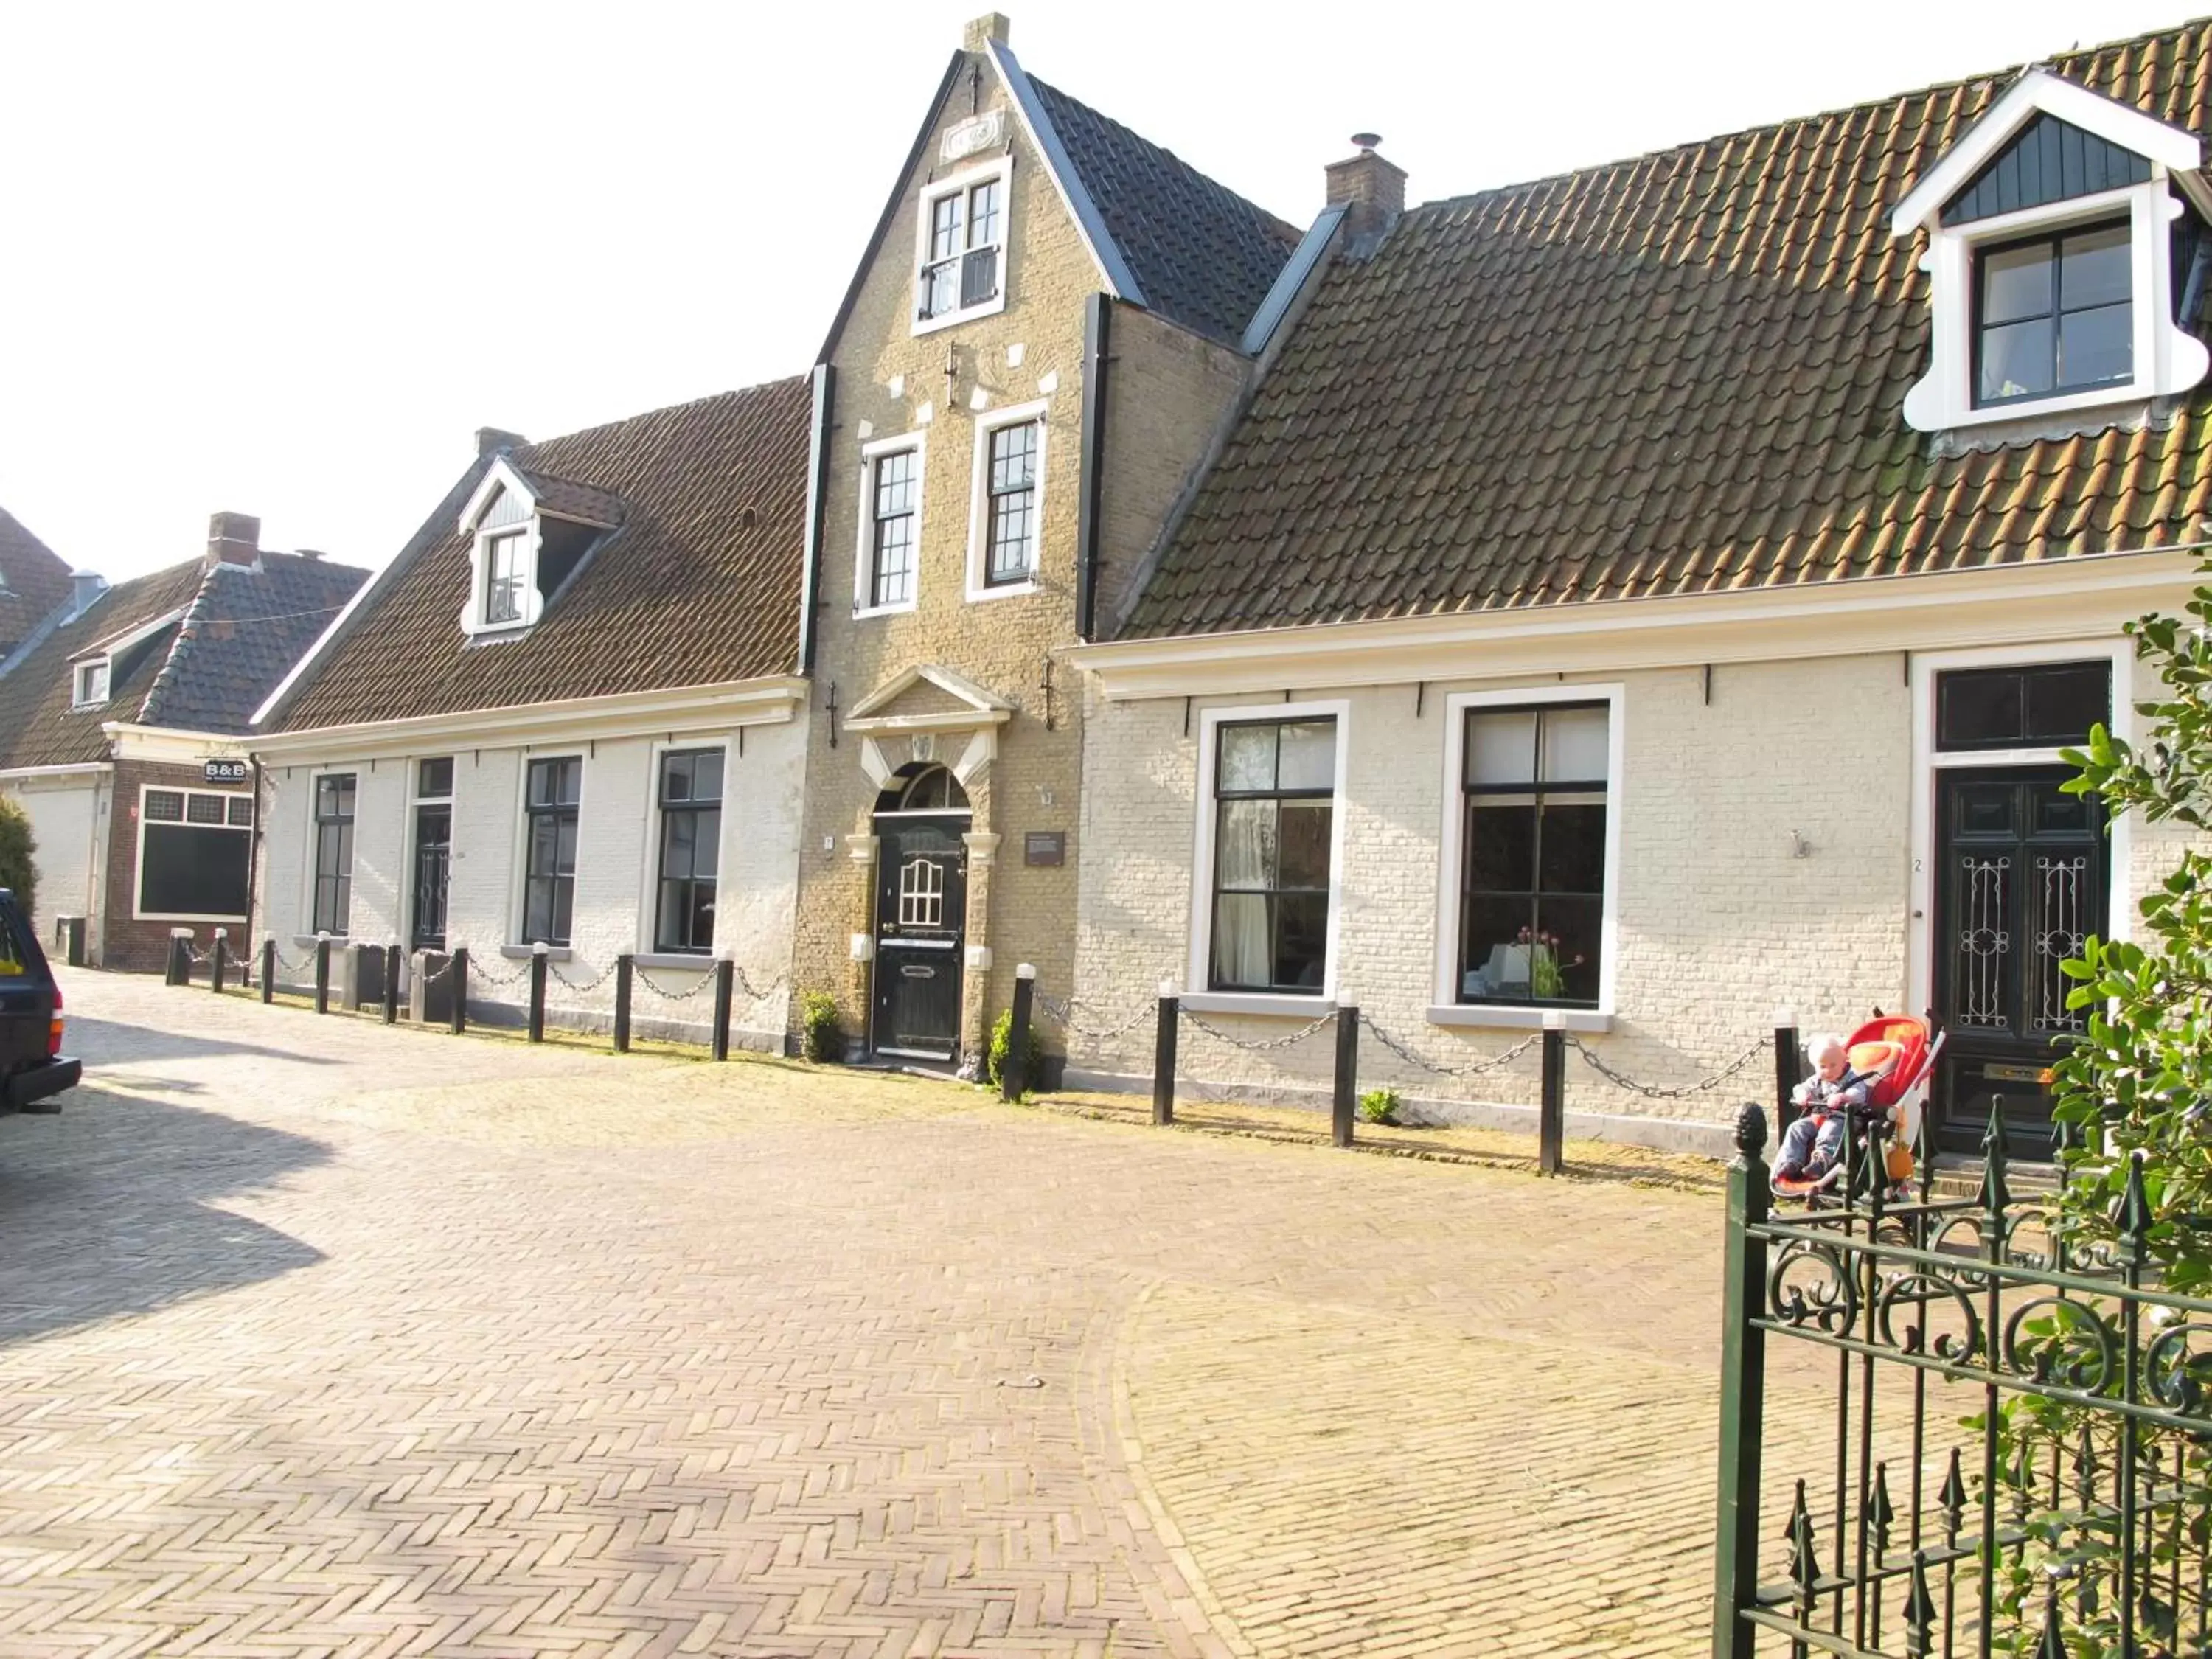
[870,764,970,1062]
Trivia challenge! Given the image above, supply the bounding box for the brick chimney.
[206,511,260,570]
[963,12,1009,50]
[1325,133,1407,243]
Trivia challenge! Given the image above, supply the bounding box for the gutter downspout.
[798,364,836,676]
[1074,295,1112,641]
[246,752,265,957]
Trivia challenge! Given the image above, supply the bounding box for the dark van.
[0,888,78,1113]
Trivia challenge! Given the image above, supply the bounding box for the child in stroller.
[1770,1015,1938,1204]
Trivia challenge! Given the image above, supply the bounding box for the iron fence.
[1715,1100,2212,1658]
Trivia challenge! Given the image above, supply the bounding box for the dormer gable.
[454,455,624,641]
[1891,66,2210,434]
[67,606,184,712]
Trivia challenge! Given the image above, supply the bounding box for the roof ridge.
[1024,70,1300,243]
[1403,13,2212,220]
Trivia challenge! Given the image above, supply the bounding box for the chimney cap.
[1350,132,1382,151]
[962,12,1009,51]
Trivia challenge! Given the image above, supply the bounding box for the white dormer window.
[1893,70,2210,433]
[72,658,109,709]
[914,158,1012,334]
[454,455,621,640]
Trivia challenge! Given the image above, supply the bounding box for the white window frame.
[911,157,1013,338]
[1905,639,2135,1027]
[131,784,254,924]
[1430,683,1624,1032]
[513,751,585,949]
[1183,698,1351,1016]
[455,458,554,639]
[965,400,1048,600]
[638,736,731,959]
[853,431,926,619]
[72,657,111,709]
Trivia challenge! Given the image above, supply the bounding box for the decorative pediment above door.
[845,664,1013,791]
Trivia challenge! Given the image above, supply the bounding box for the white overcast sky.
[0,0,2188,580]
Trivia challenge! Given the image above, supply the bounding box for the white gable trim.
[846,661,1013,726]
[76,606,186,664]
[984,39,1146,306]
[457,456,538,535]
[1890,69,2201,235]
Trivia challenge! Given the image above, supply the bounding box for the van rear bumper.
[4,1056,80,1113]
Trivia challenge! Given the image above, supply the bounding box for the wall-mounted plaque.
[942,110,1004,162]
[1024,831,1065,867]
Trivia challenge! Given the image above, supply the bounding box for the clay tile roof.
[515,467,625,528]
[269,378,810,732]
[1121,19,2212,639]
[0,507,72,659]
[147,554,370,735]
[1027,74,1302,347]
[0,563,204,769]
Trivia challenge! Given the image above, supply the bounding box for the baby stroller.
[1770,1014,1943,1206]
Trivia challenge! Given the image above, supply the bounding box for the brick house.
[0,513,367,970]
[790,13,1319,1074]
[248,385,812,1046]
[1064,21,2212,1158]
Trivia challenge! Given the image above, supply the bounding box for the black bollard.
[1774,1017,1801,1135]
[613,955,633,1054]
[1332,1004,1358,1148]
[527,948,548,1044]
[1539,1020,1566,1176]
[1152,988,1178,1126]
[260,937,276,1004]
[382,944,400,1026]
[210,931,228,995]
[711,959,734,1061]
[313,936,331,1015]
[166,933,189,987]
[450,947,469,1034]
[1002,965,1036,1101]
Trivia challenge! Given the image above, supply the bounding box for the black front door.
[871,814,967,1061]
[1931,767,2105,1157]
[411,804,451,950]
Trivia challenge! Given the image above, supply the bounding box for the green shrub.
[797,990,844,1063]
[0,796,34,919]
[987,1008,1047,1092]
[1357,1085,1400,1124]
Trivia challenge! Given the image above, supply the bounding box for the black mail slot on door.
[901,964,936,978]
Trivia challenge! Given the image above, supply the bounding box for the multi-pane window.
[984,420,1039,586]
[523,757,581,947]
[1936,661,2110,752]
[917,175,1005,321]
[1458,704,1609,1007]
[869,449,919,609]
[484,530,527,625]
[313,773,356,936]
[1208,719,1337,994]
[654,748,723,954]
[139,787,253,920]
[1975,220,2131,406]
[73,660,109,708]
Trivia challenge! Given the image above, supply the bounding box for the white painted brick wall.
[257,717,806,1047]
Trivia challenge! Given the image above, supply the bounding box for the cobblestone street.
[0,972,1748,1657]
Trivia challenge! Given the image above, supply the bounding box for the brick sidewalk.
[0,972,1753,1655]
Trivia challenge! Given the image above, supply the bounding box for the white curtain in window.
[1213,894,1270,987]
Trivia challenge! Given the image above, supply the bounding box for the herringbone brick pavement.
[0,973,1773,1655]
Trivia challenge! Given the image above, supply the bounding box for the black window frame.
[1206,717,1338,996]
[1457,701,1610,1011]
[1935,661,2112,753]
[1971,216,2133,408]
[916,173,1006,322]
[982,419,1040,588]
[410,757,454,952]
[522,756,581,947]
[653,747,724,955]
[312,773,356,936]
[867,448,919,610]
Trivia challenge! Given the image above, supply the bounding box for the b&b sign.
[203,758,249,785]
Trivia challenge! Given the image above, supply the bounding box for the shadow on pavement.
[65,1015,346,1070]
[0,1085,329,1347]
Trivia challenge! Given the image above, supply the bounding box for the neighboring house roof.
[1023,72,1302,347]
[0,541,365,769]
[1121,20,2212,640]
[267,378,810,733]
[0,507,73,659]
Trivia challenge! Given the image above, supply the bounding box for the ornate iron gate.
[1714,1103,2212,1657]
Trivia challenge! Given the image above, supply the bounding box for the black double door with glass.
[411,803,451,951]
[871,815,967,1062]
[1931,766,2104,1157]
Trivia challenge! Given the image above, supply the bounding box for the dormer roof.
[459,456,627,535]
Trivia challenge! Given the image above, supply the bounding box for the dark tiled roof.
[271,378,810,731]
[1122,21,2212,639]
[0,507,72,658]
[1029,75,1302,347]
[147,554,369,735]
[517,467,625,527]
[0,563,204,768]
